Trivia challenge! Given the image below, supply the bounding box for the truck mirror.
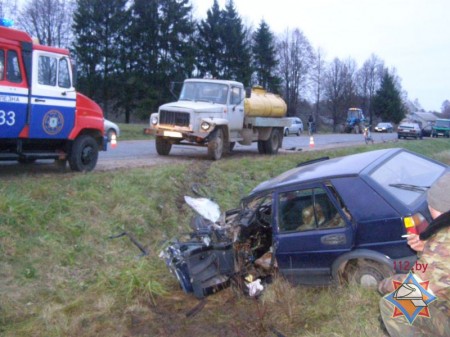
[71,60,77,88]
[245,87,252,98]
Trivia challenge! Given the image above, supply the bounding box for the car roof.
[251,148,404,194]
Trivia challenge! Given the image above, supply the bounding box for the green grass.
[116,123,153,141]
[1,139,450,336]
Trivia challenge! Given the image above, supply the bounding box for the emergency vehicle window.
[58,58,71,88]
[38,55,57,86]
[6,50,22,83]
[0,50,4,80]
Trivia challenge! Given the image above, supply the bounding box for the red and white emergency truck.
[0,24,106,172]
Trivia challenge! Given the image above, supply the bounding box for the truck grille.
[160,110,190,127]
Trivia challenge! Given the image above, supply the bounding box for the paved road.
[99,131,399,161]
[0,132,401,173]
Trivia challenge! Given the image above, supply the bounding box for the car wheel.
[106,129,116,141]
[296,129,301,136]
[284,129,289,137]
[341,259,393,288]
[155,136,172,155]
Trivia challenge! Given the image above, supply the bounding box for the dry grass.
[1,139,449,336]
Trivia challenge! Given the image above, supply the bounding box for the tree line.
[3,0,422,128]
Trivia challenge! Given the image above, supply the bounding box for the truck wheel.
[263,128,281,154]
[208,128,223,160]
[257,140,266,154]
[229,142,235,152]
[155,136,172,155]
[68,135,99,172]
[341,259,393,288]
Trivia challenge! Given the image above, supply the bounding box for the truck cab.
[148,78,290,160]
[0,25,106,172]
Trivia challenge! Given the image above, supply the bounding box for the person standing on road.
[378,172,450,337]
[308,115,314,135]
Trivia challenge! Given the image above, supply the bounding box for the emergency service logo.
[42,110,64,135]
[383,271,436,324]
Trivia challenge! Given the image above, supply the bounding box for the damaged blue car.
[161,148,449,298]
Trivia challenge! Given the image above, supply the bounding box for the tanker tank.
[244,87,287,118]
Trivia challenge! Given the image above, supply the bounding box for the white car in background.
[283,117,304,136]
[104,119,120,141]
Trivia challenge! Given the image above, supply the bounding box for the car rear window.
[368,151,446,206]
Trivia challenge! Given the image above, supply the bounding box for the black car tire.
[342,259,393,288]
[284,129,289,137]
[106,129,116,141]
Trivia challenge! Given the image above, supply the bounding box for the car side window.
[278,187,346,232]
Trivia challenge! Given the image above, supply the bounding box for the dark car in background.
[397,122,422,139]
[431,118,450,138]
[374,122,394,133]
[162,148,448,298]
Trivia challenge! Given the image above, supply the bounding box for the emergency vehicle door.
[28,50,76,139]
[0,47,28,138]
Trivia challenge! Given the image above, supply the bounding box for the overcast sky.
[192,0,449,112]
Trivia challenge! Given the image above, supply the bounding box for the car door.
[273,183,354,284]
[28,50,75,139]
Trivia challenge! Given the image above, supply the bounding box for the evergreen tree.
[196,0,224,78]
[123,0,195,119]
[72,0,129,117]
[373,70,406,124]
[220,0,252,85]
[252,20,281,93]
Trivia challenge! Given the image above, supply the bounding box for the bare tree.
[357,54,384,125]
[0,0,18,18]
[277,28,314,116]
[311,47,326,127]
[324,57,357,131]
[17,0,74,48]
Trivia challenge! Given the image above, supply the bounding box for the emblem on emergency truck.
[42,110,64,135]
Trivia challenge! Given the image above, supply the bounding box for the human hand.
[406,234,425,252]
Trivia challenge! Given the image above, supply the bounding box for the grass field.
[1,139,450,336]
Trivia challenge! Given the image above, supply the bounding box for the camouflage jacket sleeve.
[414,226,450,302]
[378,273,408,294]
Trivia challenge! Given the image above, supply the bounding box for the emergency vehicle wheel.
[155,136,172,155]
[68,135,99,172]
[208,128,223,160]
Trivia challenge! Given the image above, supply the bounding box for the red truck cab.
[0,24,106,172]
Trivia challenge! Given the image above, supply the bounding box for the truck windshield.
[179,82,228,104]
